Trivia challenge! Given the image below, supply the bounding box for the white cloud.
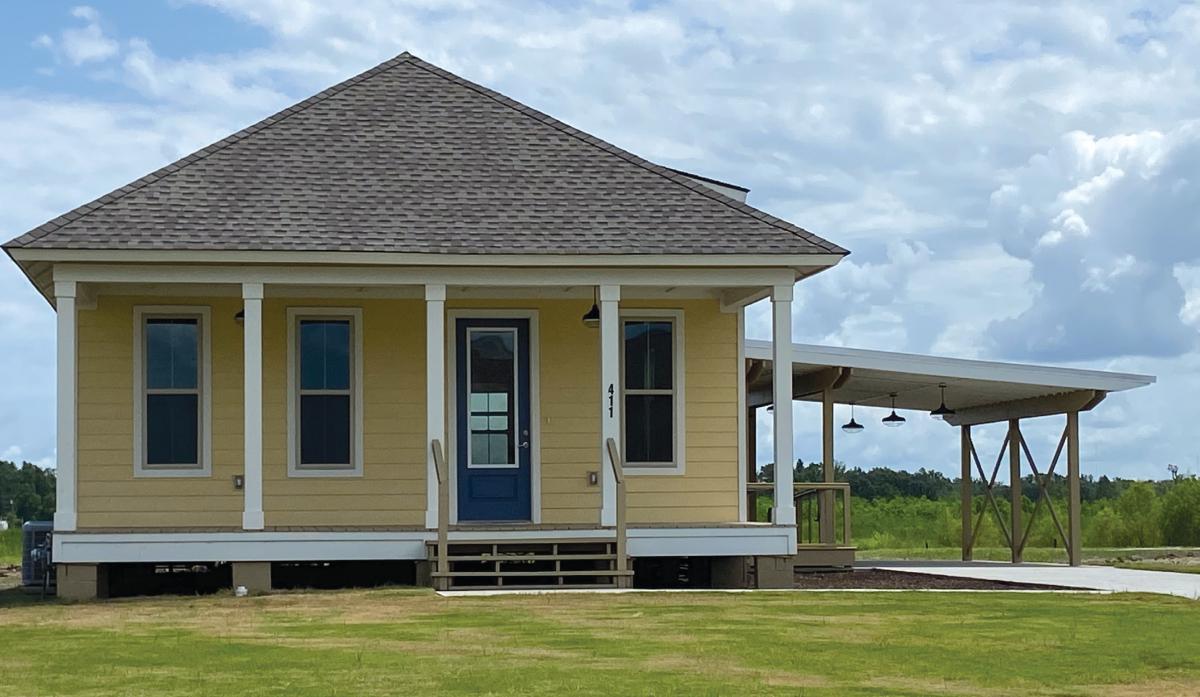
[6,0,1200,479]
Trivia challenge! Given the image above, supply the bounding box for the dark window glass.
[624,321,672,390]
[625,394,673,464]
[146,393,198,465]
[468,330,516,466]
[299,320,350,390]
[300,394,351,465]
[146,319,198,390]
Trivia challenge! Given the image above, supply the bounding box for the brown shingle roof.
[3,53,847,257]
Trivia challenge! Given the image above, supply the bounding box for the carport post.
[1009,419,1022,563]
[1067,411,1082,566]
[820,387,835,544]
[960,425,972,561]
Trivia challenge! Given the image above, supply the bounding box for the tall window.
[137,310,209,475]
[622,316,680,468]
[296,318,353,470]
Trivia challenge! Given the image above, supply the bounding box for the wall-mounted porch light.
[882,393,906,427]
[234,310,245,325]
[841,403,864,434]
[929,383,956,420]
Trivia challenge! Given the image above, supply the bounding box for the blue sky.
[1,1,1197,480]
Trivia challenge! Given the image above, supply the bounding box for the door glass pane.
[146,393,199,465]
[146,319,198,390]
[625,394,673,463]
[300,394,351,465]
[300,320,350,390]
[468,329,516,466]
[624,321,672,390]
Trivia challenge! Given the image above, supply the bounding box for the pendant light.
[581,287,600,328]
[929,383,956,420]
[841,404,864,434]
[882,393,906,427]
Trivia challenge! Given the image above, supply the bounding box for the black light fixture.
[581,287,600,328]
[930,383,956,420]
[841,404,864,434]
[234,310,245,325]
[882,393,906,428]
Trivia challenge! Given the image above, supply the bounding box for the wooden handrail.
[746,481,853,548]
[605,437,629,588]
[432,438,449,590]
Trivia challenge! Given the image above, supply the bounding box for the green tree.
[1116,482,1161,546]
[1161,478,1200,546]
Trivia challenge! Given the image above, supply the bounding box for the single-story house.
[4,53,1154,598]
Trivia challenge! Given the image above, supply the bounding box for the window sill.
[287,467,364,478]
[134,467,212,478]
[623,463,685,476]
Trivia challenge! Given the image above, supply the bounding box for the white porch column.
[599,284,621,527]
[771,283,796,526]
[241,283,264,530]
[425,284,446,529]
[54,280,78,531]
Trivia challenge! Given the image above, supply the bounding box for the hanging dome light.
[930,383,956,420]
[841,404,864,434]
[882,393,906,427]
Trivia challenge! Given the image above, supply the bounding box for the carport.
[744,340,1155,566]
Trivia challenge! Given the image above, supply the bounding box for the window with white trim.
[288,308,363,475]
[621,313,683,470]
[135,307,211,476]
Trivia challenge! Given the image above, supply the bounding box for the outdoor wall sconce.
[841,404,864,434]
[929,383,956,420]
[234,310,245,325]
[882,393,906,427]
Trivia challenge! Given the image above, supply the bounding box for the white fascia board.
[11,247,844,269]
[744,340,1156,394]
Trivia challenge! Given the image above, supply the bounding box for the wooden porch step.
[442,553,617,562]
[446,584,620,592]
[433,569,634,578]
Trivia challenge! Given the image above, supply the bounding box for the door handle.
[519,441,530,449]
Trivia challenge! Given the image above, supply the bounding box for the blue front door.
[456,318,532,522]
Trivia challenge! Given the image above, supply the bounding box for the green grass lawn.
[1,587,1198,696]
[0,527,19,566]
[856,545,1200,565]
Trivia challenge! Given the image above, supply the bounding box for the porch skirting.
[53,524,795,564]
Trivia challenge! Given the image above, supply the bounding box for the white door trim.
[446,309,542,524]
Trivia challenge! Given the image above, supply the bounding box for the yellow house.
[5,53,1154,598]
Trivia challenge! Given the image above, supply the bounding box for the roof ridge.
[6,52,420,248]
[400,55,847,255]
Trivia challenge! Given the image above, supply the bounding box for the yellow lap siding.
[261,298,426,528]
[74,294,743,531]
[75,295,244,529]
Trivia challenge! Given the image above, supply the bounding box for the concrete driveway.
[862,560,1200,599]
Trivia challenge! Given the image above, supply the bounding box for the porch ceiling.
[744,340,1155,424]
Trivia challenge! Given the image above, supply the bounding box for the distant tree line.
[758,460,1200,548]
[0,460,56,524]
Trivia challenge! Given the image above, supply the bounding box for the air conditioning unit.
[21,521,55,591]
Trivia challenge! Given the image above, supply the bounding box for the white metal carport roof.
[743,340,1155,426]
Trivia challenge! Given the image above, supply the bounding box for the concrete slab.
[862,561,1200,599]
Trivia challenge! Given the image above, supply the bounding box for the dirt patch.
[793,569,1072,591]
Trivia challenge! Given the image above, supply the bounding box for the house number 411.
[607,383,614,417]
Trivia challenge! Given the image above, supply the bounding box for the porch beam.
[771,284,796,526]
[945,390,1105,427]
[793,366,851,399]
[241,283,265,531]
[425,284,447,529]
[54,281,78,531]
[719,286,771,313]
[599,284,621,527]
[52,263,799,290]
